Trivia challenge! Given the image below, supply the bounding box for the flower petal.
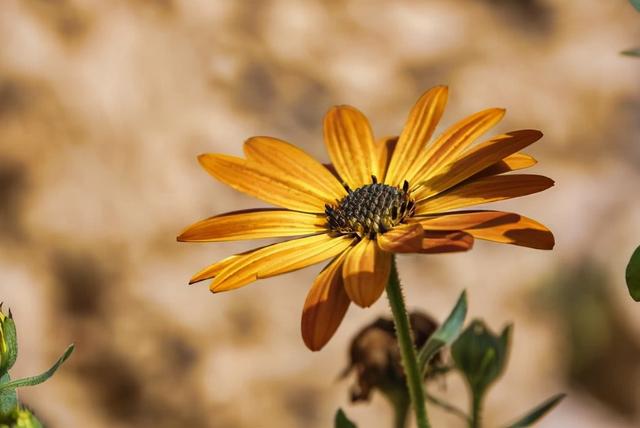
[342,239,391,308]
[177,209,326,242]
[406,108,505,187]
[415,174,554,215]
[420,231,474,253]
[244,136,347,201]
[377,223,424,253]
[210,234,353,292]
[474,152,537,179]
[198,154,330,212]
[414,130,543,200]
[376,136,398,183]
[416,210,554,249]
[189,252,247,284]
[258,236,353,278]
[301,253,350,351]
[385,86,448,186]
[324,105,378,189]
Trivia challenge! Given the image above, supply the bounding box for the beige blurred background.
[1,0,640,427]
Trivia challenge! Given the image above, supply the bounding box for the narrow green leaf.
[629,0,640,12]
[505,393,566,427]
[418,290,467,373]
[626,245,640,301]
[0,345,74,393]
[334,408,357,428]
[0,373,17,417]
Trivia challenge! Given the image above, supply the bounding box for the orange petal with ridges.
[301,253,350,351]
[244,137,347,201]
[406,108,505,187]
[210,234,352,293]
[416,210,554,249]
[342,239,391,307]
[474,152,537,179]
[198,154,330,213]
[420,231,474,253]
[415,174,554,215]
[385,86,448,186]
[377,223,424,253]
[324,105,378,189]
[414,130,543,200]
[177,209,326,242]
[376,136,398,183]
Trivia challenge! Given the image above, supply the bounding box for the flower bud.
[451,319,512,398]
[0,304,18,376]
[2,407,44,428]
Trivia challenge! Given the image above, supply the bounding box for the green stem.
[386,257,430,428]
[470,393,483,428]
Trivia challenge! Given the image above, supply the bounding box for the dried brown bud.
[340,311,439,403]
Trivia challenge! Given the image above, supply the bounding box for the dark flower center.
[325,177,415,239]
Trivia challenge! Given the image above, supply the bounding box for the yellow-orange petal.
[414,130,543,200]
[188,246,265,284]
[301,253,350,351]
[177,209,326,242]
[415,174,554,215]
[198,154,330,213]
[420,231,474,253]
[473,152,537,179]
[342,239,391,308]
[406,108,505,187]
[258,235,353,278]
[323,105,378,189]
[416,210,554,249]
[376,136,398,183]
[385,86,448,186]
[377,223,424,253]
[210,234,353,293]
[243,136,347,201]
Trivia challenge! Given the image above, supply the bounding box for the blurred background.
[1,0,640,427]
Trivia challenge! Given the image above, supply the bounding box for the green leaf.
[505,393,566,427]
[334,408,357,428]
[0,345,74,393]
[629,0,640,12]
[626,245,640,301]
[418,290,467,374]
[0,373,17,418]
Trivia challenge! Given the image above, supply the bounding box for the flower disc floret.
[325,178,415,239]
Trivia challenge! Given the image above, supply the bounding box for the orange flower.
[178,86,554,351]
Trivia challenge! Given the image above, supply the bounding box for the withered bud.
[340,311,440,403]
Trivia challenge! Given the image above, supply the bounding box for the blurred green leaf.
[418,290,467,374]
[629,0,640,12]
[0,345,74,393]
[626,245,640,301]
[621,48,640,57]
[505,393,566,427]
[334,409,357,428]
[451,320,512,399]
[0,374,17,418]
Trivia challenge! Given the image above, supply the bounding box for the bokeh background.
[1,0,640,427]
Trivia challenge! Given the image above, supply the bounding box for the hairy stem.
[386,257,430,428]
